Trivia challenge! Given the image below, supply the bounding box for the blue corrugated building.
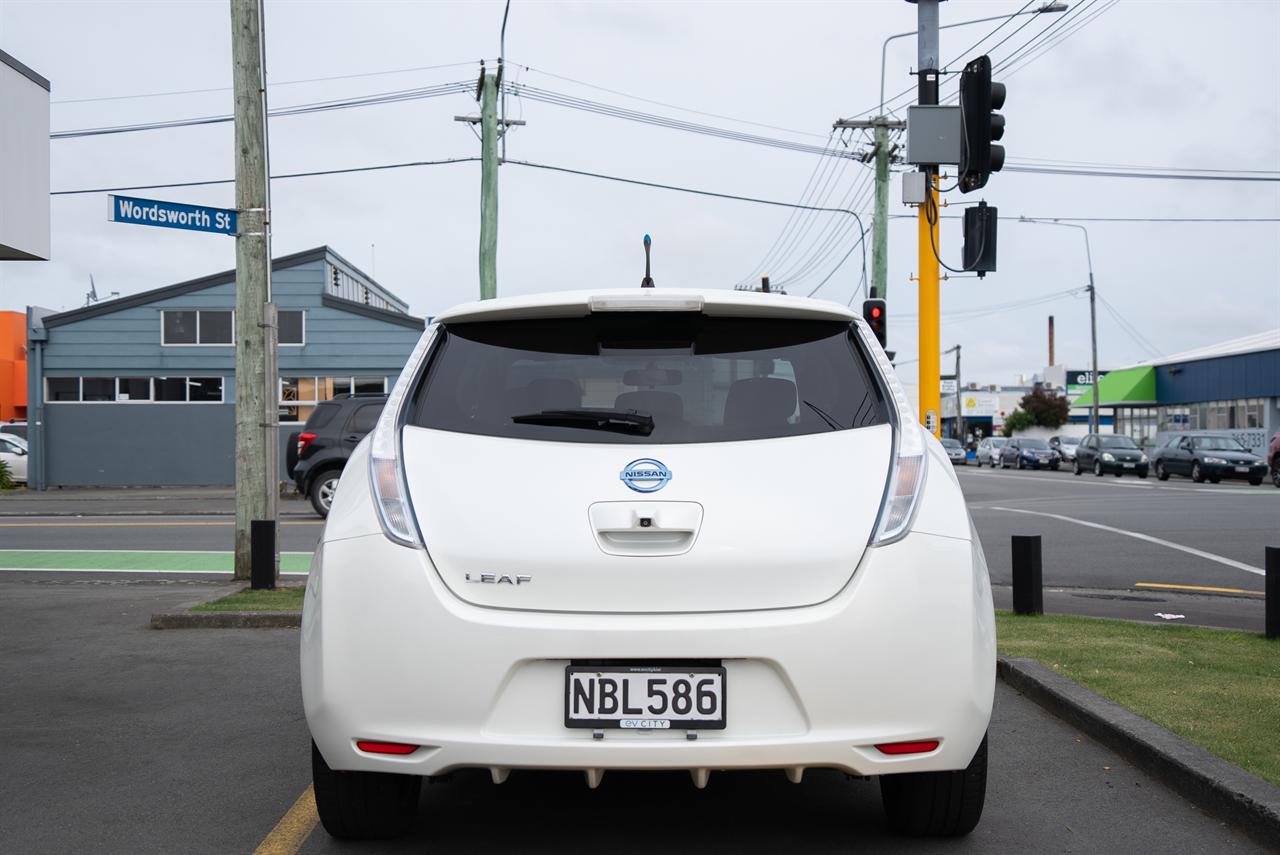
[25,246,423,488]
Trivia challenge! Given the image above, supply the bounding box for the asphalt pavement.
[0,573,1268,854]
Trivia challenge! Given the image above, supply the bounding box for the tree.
[1001,409,1035,437]
[1018,386,1070,429]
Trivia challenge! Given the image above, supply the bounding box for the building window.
[117,377,151,401]
[278,310,304,345]
[279,375,388,422]
[47,378,80,401]
[82,377,115,402]
[162,310,234,345]
[44,376,223,403]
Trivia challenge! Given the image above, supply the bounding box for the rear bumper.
[1202,463,1267,481]
[302,530,996,779]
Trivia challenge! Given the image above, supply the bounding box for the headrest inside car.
[723,377,798,428]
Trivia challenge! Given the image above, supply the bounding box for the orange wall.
[0,311,27,422]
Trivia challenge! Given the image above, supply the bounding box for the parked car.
[0,433,28,483]
[941,437,967,465]
[1048,435,1080,462]
[290,394,387,516]
[302,288,995,841]
[0,420,27,441]
[1269,431,1280,488]
[974,436,1007,467]
[1151,434,1267,485]
[998,437,1059,470]
[1073,433,1148,478]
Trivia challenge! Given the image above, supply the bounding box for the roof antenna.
[640,234,655,288]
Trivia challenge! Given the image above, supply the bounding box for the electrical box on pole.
[863,298,888,349]
[958,55,1006,193]
[962,201,998,277]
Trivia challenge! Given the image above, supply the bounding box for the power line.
[51,81,474,139]
[50,157,481,196]
[1002,164,1280,182]
[50,60,485,105]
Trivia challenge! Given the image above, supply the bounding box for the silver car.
[942,437,967,465]
[975,436,1007,467]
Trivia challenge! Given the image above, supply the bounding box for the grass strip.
[192,586,306,612]
[997,611,1280,787]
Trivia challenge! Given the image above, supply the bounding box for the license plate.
[1236,466,1250,473]
[1123,463,1135,468]
[565,665,726,730]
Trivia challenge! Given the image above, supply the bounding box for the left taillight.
[369,325,436,548]
[296,432,316,458]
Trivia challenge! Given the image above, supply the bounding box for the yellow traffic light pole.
[918,172,941,438]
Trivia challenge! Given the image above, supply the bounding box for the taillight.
[356,740,418,755]
[369,326,436,547]
[296,432,316,457]
[876,739,940,755]
[855,321,927,546]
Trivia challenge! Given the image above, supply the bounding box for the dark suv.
[289,394,387,516]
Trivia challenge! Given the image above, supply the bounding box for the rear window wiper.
[510,408,655,436]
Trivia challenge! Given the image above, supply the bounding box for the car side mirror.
[13,447,26,456]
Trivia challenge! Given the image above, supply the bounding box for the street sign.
[941,378,958,395]
[108,194,237,236]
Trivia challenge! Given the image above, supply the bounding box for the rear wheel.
[1093,460,1103,477]
[1272,460,1280,488]
[1073,459,1082,476]
[312,741,421,840]
[1156,461,1169,481]
[309,470,342,517]
[881,734,988,837]
[1191,461,1205,483]
[1249,477,1263,486]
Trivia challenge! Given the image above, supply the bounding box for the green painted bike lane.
[0,551,312,573]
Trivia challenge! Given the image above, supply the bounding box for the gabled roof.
[43,246,416,329]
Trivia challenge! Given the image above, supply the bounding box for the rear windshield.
[304,402,341,431]
[409,313,888,444]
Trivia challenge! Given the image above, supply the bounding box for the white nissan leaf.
[302,287,996,840]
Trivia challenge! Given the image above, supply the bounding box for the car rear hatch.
[399,293,892,614]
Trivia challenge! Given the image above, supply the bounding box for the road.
[0,573,1267,855]
[0,467,1273,627]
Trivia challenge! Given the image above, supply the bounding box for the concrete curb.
[997,656,1280,845]
[150,610,301,629]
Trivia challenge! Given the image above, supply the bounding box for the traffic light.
[958,55,1006,194]
[863,298,887,349]
[963,201,998,278]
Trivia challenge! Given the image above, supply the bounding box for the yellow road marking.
[0,520,322,527]
[1135,582,1264,597]
[252,785,318,855]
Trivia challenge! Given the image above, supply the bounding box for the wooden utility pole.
[479,72,498,300]
[230,0,276,581]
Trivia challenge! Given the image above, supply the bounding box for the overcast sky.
[1,0,1277,387]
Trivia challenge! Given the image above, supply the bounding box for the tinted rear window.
[305,402,341,431]
[409,313,888,444]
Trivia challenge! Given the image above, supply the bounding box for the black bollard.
[1267,547,1278,641]
[251,519,277,590]
[1011,535,1043,616]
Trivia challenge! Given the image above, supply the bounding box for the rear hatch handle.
[588,502,704,557]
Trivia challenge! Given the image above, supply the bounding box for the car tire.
[1073,460,1082,476]
[1016,457,1024,470]
[1156,462,1169,481]
[1191,462,1205,483]
[309,470,342,517]
[1249,477,1263,486]
[312,741,421,841]
[1272,461,1280,488]
[1138,471,1149,479]
[1209,477,1221,484]
[1051,463,1060,471]
[881,734,988,837]
[1093,460,1103,477]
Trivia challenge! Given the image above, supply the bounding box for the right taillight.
[296,432,316,457]
[369,325,436,548]
[854,320,927,546]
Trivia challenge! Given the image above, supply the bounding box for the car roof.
[433,288,860,325]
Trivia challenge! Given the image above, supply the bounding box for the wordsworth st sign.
[108,194,237,236]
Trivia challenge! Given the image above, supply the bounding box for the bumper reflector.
[875,739,940,755]
[356,740,418,756]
